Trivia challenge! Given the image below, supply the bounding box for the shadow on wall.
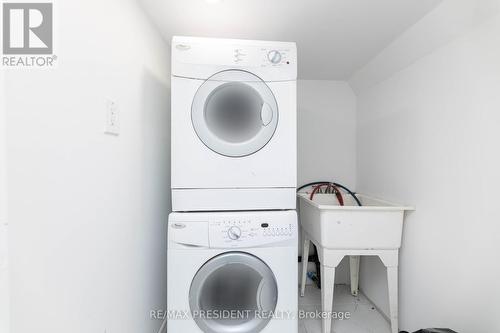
[140,68,171,332]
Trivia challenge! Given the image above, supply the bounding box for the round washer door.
[191,70,279,157]
[189,252,278,333]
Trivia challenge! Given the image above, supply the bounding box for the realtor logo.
[2,2,56,67]
[2,3,53,54]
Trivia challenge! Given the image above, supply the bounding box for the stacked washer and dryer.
[167,36,298,333]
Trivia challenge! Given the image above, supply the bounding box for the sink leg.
[379,251,399,333]
[320,265,335,333]
[300,236,310,297]
[349,255,360,296]
[387,266,399,333]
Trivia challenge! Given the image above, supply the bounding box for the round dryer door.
[189,252,278,333]
[191,70,279,157]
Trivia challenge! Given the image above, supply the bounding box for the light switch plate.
[105,99,120,135]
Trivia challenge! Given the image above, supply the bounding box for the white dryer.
[167,210,298,333]
[171,36,297,211]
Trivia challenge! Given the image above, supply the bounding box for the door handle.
[260,103,273,126]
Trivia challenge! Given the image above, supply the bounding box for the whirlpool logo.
[2,2,57,67]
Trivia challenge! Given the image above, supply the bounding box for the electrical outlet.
[105,99,120,135]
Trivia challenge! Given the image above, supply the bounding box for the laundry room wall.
[4,0,171,332]
[0,71,9,333]
[297,80,356,189]
[297,79,357,283]
[350,1,500,331]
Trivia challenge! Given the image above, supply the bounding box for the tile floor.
[298,284,391,333]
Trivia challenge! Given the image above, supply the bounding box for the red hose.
[308,182,344,206]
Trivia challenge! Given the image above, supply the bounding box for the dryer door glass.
[189,252,278,333]
[192,70,279,157]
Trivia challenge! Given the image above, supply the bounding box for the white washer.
[167,210,298,333]
[171,36,297,211]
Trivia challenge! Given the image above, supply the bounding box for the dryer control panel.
[171,36,297,81]
[208,212,297,248]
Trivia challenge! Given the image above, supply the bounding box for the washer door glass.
[192,70,279,157]
[189,252,278,333]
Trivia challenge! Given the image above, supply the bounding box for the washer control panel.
[209,216,296,248]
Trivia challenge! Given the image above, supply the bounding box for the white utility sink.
[298,192,413,250]
[298,192,413,333]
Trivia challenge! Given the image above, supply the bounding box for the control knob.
[228,226,242,240]
[267,50,282,64]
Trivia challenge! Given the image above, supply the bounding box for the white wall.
[352,3,500,332]
[297,80,356,283]
[4,0,171,332]
[0,68,9,333]
[349,0,500,93]
[298,80,356,188]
